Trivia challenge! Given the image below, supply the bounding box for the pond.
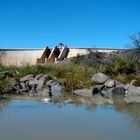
[0,98,140,140]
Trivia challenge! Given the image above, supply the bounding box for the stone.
[112,87,125,96]
[91,73,110,84]
[130,80,139,87]
[90,85,105,94]
[39,75,51,84]
[20,74,34,82]
[35,74,44,80]
[73,89,93,97]
[19,82,29,92]
[101,87,114,96]
[104,79,115,88]
[36,80,44,92]
[114,80,125,88]
[28,79,39,90]
[124,84,140,97]
[50,80,64,97]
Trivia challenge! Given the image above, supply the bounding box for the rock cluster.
[16,74,64,97]
[74,72,140,103]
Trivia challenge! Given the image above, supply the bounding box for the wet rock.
[104,79,115,88]
[73,89,93,97]
[112,87,125,96]
[35,74,44,80]
[90,85,105,94]
[91,73,110,84]
[20,74,34,82]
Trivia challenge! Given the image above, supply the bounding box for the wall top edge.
[0,48,127,51]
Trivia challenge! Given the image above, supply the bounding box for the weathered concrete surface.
[0,47,122,66]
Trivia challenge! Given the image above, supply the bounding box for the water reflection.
[0,95,140,131]
[0,98,11,112]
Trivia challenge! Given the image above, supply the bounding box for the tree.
[126,32,140,62]
[129,32,140,50]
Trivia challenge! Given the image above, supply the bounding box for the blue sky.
[0,0,140,49]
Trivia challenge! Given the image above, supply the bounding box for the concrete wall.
[0,49,44,66]
[67,48,119,58]
[0,48,123,66]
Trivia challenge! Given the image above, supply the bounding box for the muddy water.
[0,99,140,140]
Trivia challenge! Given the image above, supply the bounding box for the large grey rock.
[73,89,93,97]
[90,85,105,94]
[91,73,110,84]
[19,82,29,92]
[104,79,115,88]
[20,74,33,82]
[39,75,51,84]
[125,84,140,97]
[114,80,125,88]
[35,74,44,80]
[101,87,114,96]
[28,79,39,90]
[47,80,64,97]
[112,87,125,96]
[36,80,44,92]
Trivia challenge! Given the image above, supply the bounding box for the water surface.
[0,99,140,140]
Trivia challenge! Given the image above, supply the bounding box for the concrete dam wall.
[0,47,123,66]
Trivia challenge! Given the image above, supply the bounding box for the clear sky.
[0,0,140,49]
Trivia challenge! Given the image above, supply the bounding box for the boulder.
[112,87,125,96]
[114,80,125,88]
[104,79,115,88]
[101,87,114,96]
[90,85,105,94]
[19,82,30,92]
[73,89,93,97]
[28,79,39,90]
[91,73,110,84]
[47,80,64,97]
[39,75,51,84]
[124,84,140,97]
[36,80,44,92]
[20,74,34,82]
[35,74,44,80]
